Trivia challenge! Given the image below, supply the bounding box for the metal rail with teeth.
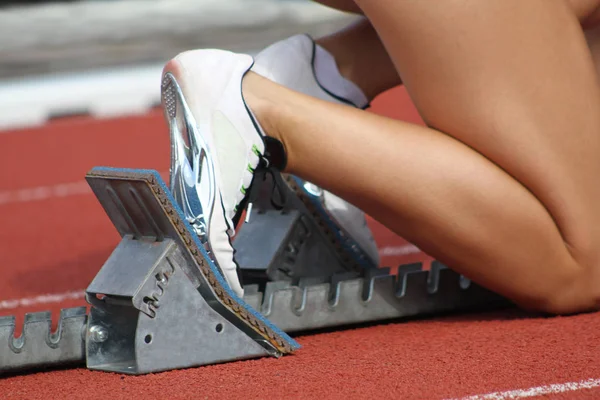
[0,307,87,372]
[244,261,512,332]
[0,168,512,375]
[0,262,511,374]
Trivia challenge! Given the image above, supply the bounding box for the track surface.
[0,87,599,399]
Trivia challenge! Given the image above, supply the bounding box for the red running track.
[0,87,599,399]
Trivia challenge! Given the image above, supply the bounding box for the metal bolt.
[287,243,297,254]
[89,325,109,343]
[303,182,323,197]
[156,273,168,285]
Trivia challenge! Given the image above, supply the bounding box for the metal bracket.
[84,237,271,374]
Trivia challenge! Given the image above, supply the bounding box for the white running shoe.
[161,49,269,297]
[252,34,380,269]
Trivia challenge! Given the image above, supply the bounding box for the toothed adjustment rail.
[243,262,512,332]
[0,308,87,372]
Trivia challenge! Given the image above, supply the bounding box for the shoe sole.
[161,67,234,288]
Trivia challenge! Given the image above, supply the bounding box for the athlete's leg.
[240,0,600,314]
[310,0,600,101]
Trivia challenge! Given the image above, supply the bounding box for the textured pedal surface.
[85,166,300,354]
[0,307,87,372]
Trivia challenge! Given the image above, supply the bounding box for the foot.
[252,34,380,269]
[161,49,270,297]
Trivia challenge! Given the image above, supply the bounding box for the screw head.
[89,325,108,343]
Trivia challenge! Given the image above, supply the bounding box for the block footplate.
[234,172,377,283]
[0,168,512,375]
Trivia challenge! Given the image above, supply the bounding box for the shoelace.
[233,136,290,227]
[244,159,289,223]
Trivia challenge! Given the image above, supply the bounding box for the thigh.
[356,0,600,264]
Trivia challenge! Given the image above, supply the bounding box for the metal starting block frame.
[0,168,512,375]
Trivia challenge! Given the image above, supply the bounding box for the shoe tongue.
[263,136,287,171]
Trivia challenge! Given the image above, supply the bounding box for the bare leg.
[311,0,599,100]
[241,0,600,314]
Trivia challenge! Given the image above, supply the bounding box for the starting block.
[0,168,512,375]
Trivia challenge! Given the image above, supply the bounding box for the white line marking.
[0,172,170,207]
[450,378,600,400]
[379,244,421,256]
[0,181,91,206]
[0,290,85,311]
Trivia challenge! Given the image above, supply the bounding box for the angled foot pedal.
[0,167,296,375]
[82,167,298,374]
[82,167,297,374]
[234,173,375,283]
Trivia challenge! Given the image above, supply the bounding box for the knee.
[539,296,598,316]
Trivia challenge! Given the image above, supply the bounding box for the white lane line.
[0,290,85,311]
[0,172,170,206]
[0,181,91,206]
[449,378,600,400]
